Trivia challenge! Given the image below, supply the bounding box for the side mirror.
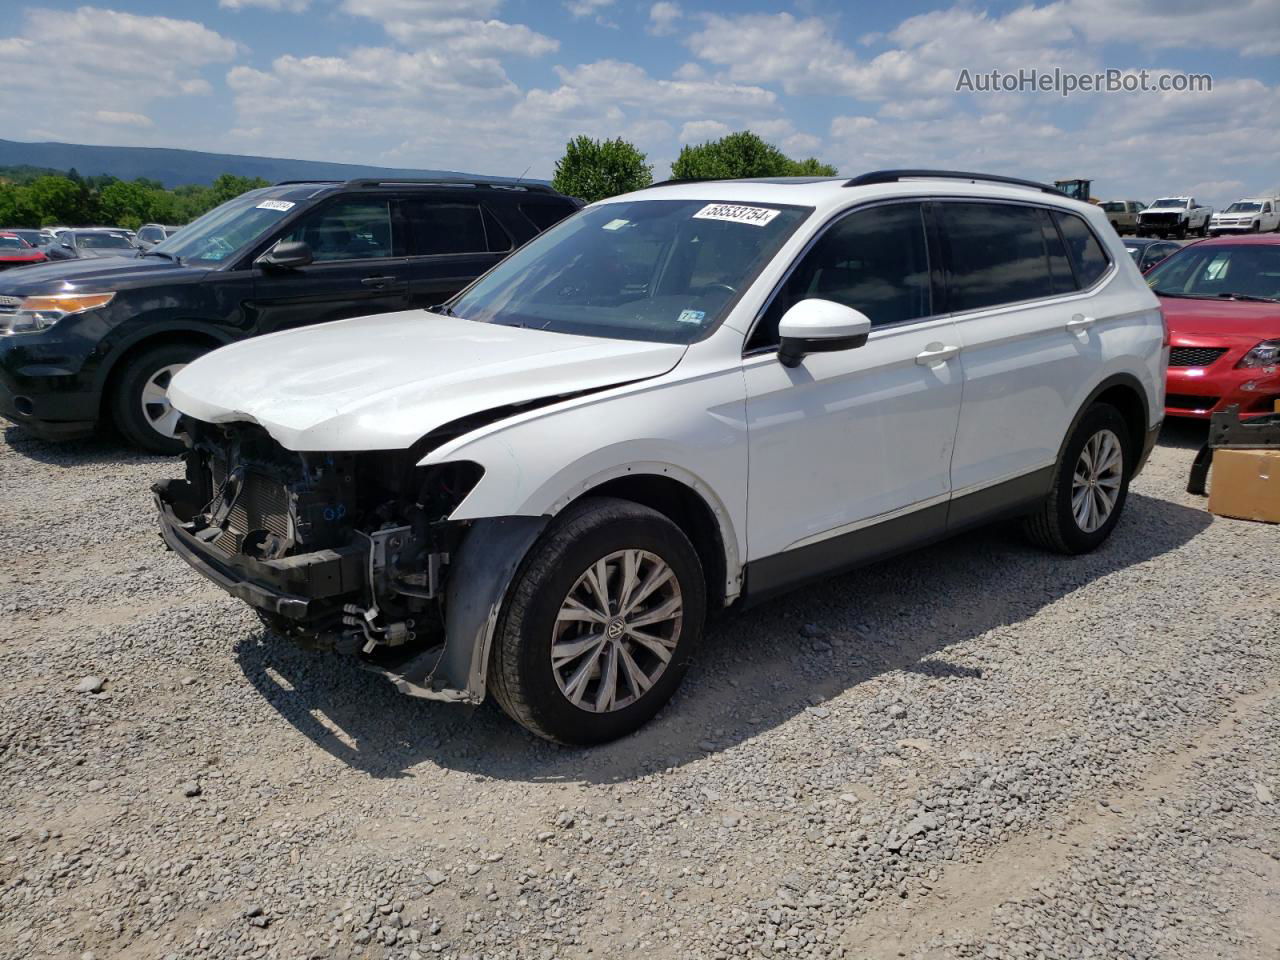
[257,240,313,270]
[777,299,872,368]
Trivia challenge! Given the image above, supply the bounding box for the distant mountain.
[0,138,541,188]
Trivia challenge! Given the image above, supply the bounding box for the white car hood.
[168,311,686,451]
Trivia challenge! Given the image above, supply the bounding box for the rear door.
[249,196,413,335]
[942,201,1114,520]
[400,195,518,309]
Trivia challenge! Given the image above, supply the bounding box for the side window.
[938,202,1054,311]
[749,202,930,350]
[520,201,575,232]
[279,199,394,262]
[1053,212,1110,287]
[1039,208,1076,293]
[404,200,509,255]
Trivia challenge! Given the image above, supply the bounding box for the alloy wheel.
[550,549,683,713]
[1071,428,1123,533]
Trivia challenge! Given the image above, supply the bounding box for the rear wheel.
[488,497,706,744]
[1024,403,1132,554]
[111,342,205,454]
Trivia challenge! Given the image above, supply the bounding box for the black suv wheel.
[111,342,206,454]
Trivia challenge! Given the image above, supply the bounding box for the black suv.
[0,178,580,452]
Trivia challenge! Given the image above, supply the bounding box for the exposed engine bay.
[152,418,528,701]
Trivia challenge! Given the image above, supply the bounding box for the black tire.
[1023,403,1133,555]
[110,342,205,454]
[488,497,706,745]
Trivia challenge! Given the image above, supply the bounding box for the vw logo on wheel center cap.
[606,618,626,640]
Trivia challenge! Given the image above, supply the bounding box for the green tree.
[25,176,92,225]
[209,173,270,206]
[552,136,653,203]
[670,130,838,180]
[97,180,161,230]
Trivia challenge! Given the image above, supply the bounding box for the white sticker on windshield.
[692,203,781,227]
[676,309,706,325]
[256,200,295,212]
[602,218,629,231]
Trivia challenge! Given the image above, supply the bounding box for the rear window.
[1053,212,1110,287]
[938,202,1054,311]
[403,200,511,255]
[521,201,576,232]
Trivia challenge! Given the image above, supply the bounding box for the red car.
[1146,234,1280,418]
[0,234,47,272]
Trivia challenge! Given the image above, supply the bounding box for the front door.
[742,201,963,595]
[249,196,413,335]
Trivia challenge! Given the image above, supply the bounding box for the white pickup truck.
[1136,197,1212,239]
[1209,197,1280,235]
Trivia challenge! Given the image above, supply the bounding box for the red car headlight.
[1235,339,1280,369]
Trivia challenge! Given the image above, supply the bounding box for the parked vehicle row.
[0,234,48,271]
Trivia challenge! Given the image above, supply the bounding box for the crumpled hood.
[169,310,687,451]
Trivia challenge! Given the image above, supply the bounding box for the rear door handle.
[361,275,399,287]
[1067,313,1096,332]
[915,344,960,365]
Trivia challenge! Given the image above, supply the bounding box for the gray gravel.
[1,419,1277,960]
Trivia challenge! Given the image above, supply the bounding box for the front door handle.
[361,275,398,287]
[1067,313,1096,332]
[915,344,960,365]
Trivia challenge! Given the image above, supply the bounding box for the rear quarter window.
[1053,212,1111,287]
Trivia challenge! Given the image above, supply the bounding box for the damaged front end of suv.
[153,418,548,702]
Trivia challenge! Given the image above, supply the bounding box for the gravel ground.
[0,419,1276,960]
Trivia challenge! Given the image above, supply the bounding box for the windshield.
[1224,202,1262,214]
[0,236,28,250]
[1124,245,1142,262]
[1101,202,1126,213]
[448,199,811,343]
[151,192,299,266]
[1147,244,1280,301]
[1152,198,1189,208]
[78,233,133,249]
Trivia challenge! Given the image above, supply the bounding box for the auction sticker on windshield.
[693,203,781,227]
[256,200,295,212]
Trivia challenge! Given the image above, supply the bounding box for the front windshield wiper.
[428,303,462,318]
[142,249,182,265]
[1152,291,1215,299]
[1217,292,1279,303]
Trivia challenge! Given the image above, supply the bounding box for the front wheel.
[488,497,706,744]
[1023,403,1132,554]
[111,342,205,454]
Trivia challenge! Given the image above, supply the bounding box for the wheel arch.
[1059,371,1152,472]
[563,471,733,611]
[96,323,234,422]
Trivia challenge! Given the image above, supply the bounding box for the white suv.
[155,170,1166,744]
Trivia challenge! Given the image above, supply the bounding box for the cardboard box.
[1209,448,1280,524]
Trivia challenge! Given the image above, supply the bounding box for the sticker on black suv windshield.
[693,203,781,227]
[256,200,295,212]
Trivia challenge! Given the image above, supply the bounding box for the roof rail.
[273,177,559,195]
[844,169,1060,195]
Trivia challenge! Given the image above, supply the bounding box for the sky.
[1,0,1278,209]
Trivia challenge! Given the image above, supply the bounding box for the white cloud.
[220,0,309,11]
[339,0,556,56]
[565,0,615,18]
[92,110,155,128]
[0,7,236,146]
[678,120,730,143]
[648,2,682,36]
